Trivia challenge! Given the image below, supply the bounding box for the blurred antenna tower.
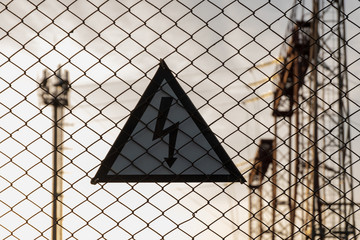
[248,0,357,239]
[40,66,69,240]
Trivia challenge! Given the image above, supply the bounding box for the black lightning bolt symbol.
[153,97,179,168]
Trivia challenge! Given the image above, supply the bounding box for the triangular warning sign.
[91,60,245,183]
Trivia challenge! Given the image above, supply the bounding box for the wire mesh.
[0,0,359,239]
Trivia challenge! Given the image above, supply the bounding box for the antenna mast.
[40,66,69,240]
[248,1,357,239]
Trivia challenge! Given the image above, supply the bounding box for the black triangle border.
[91,60,246,184]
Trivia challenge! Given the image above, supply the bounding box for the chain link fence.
[0,0,359,239]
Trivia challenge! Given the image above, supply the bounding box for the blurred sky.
[0,0,359,239]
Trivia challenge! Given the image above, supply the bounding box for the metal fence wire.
[0,0,359,239]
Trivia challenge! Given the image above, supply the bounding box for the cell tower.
[40,66,69,240]
[248,1,357,239]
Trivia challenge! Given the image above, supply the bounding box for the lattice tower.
[248,0,357,239]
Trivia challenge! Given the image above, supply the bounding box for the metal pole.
[52,102,58,240]
[311,1,323,238]
[40,67,68,240]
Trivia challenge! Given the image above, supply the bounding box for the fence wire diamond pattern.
[0,0,359,239]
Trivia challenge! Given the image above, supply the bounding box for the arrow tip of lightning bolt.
[165,157,177,168]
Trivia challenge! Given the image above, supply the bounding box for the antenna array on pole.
[40,66,70,240]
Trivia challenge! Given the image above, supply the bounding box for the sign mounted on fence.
[91,60,245,183]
